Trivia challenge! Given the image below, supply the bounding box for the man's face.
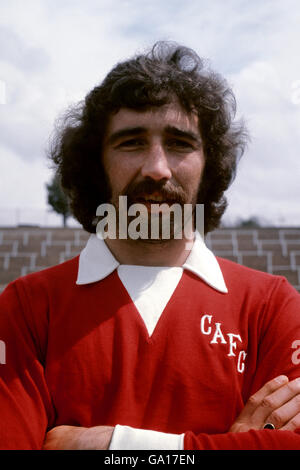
[102,102,205,209]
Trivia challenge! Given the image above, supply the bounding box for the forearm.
[43,425,114,450]
[45,376,300,450]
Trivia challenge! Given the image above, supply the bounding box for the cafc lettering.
[200,314,247,373]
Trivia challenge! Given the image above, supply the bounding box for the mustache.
[121,179,188,205]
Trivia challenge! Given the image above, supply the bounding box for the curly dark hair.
[49,41,249,234]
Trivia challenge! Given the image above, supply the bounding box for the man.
[1,42,300,450]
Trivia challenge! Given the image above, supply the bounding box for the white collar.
[76,232,228,294]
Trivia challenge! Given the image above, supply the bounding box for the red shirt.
[1,255,300,449]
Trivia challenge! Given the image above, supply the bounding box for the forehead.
[105,102,200,136]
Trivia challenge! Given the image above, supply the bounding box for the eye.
[166,139,195,151]
[117,138,145,149]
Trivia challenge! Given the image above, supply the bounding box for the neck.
[104,236,194,267]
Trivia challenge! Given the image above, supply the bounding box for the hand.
[43,425,114,450]
[230,375,300,432]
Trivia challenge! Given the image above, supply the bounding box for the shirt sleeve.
[0,280,55,449]
[109,425,184,450]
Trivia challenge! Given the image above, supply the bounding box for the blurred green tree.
[236,216,261,228]
[46,173,71,227]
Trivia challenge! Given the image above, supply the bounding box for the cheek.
[102,157,119,196]
[106,168,123,196]
[192,155,206,186]
[179,156,205,190]
[104,156,138,196]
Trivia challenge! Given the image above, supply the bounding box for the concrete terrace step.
[0,227,299,293]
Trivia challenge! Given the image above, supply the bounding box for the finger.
[280,412,300,431]
[237,375,289,419]
[252,377,300,427]
[264,393,300,430]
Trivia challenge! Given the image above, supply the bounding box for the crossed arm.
[43,375,300,450]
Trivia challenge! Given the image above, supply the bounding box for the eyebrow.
[164,125,202,145]
[106,127,146,146]
[106,125,202,146]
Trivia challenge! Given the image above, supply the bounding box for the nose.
[140,143,172,181]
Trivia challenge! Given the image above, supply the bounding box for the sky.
[0,0,300,227]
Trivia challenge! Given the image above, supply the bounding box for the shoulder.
[217,256,275,282]
[1,256,80,303]
[217,256,300,300]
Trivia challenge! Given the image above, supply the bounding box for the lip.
[135,193,176,203]
[132,198,177,215]
[136,198,176,205]
[139,193,164,202]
